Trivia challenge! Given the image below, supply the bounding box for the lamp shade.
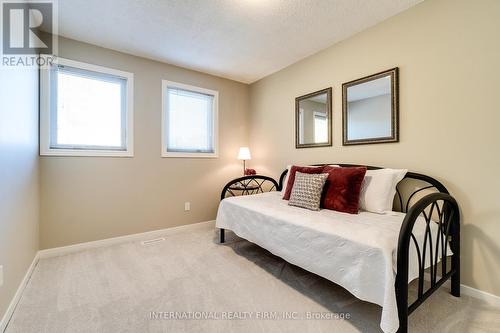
[237,147,251,160]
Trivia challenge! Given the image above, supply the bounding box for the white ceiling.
[57,0,423,83]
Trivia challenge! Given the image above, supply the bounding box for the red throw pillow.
[321,166,367,214]
[283,165,324,200]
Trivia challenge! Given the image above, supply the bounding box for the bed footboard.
[395,192,460,333]
[219,175,279,243]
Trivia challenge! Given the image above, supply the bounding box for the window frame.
[40,57,134,157]
[161,80,219,158]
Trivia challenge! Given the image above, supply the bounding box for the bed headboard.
[278,164,449,214]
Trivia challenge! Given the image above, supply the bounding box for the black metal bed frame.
[219,164,460,333]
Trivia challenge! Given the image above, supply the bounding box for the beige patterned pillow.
[288,172,329,211]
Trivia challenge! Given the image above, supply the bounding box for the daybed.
[216,164,460,333]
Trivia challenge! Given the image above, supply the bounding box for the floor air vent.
[141,237,166,245]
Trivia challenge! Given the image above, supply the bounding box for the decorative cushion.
[359,168,408,214]
[282,165,324,200]
[322,166,367,214]
[288,172,329,211]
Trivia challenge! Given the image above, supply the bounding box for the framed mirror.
[342,68,399,145]
[295,87,332,148]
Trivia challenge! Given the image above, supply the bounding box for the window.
[40,58,134,156]
[162,80,218,158]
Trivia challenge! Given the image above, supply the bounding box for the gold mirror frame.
[342,68,399,145]
[295,87,332,149]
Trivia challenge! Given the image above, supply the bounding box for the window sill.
[161,151,218,158]
[40,148,134,157]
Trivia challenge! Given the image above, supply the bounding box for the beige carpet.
[6,222,500,333]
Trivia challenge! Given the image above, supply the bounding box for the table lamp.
[237,147,251,175]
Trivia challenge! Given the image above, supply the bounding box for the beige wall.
[249,0,500,297]
[40,37,249,249]
[0,68,39,318]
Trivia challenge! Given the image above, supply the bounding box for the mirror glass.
[343,68,398,145]
[296,88,332,148]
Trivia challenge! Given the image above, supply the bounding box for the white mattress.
[215,191,450,333]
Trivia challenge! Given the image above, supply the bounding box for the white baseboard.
[460,283,500,308]
[38,220,215,259]
[0,253,39,333]
[423,272,500,308]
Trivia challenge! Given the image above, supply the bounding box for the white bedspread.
[215,192,450,333]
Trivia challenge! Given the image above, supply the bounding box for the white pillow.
[281,165,292,194]
[359,168,408,214]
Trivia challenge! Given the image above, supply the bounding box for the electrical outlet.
[0,265,3,287]
[184,202,191,211]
